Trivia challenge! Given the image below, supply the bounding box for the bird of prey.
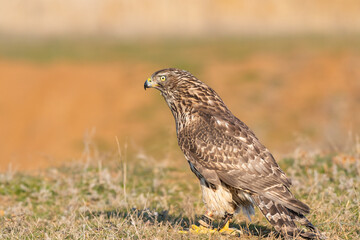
[144,68,322,239]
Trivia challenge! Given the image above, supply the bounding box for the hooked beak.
[144,79,149,90]
[144,77,158,90]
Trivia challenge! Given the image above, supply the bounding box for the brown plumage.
[144,68,322,239]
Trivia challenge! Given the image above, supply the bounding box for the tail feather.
[253,195,323,239]
[263,184,310,214]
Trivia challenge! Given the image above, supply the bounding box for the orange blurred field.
[0,38,359,171]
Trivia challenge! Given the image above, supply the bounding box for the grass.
[0,141,359,239]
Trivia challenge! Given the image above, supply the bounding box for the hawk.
[144,68,322,239]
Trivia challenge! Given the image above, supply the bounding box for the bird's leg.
[218,212,233,231]
[179,211,215,234]
[186,211,218,234]
[217,212,241,235]
[198,211,214,228]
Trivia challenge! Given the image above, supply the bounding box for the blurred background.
[0,0,359,171]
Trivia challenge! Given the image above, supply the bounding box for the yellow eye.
[160,76,166,81]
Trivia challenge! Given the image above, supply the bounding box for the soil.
[0,51,359,171]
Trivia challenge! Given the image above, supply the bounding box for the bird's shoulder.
[178,108,261,158]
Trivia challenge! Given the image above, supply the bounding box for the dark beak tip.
[144,82,147,90]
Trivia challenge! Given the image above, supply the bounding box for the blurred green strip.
[0,35,359,64]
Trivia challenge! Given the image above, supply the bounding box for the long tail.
[253,195,323,239]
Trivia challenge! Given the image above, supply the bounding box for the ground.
[0,141,359,239]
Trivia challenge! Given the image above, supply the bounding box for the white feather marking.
[241,163,249,170]
[265,200,274,209]
[271,213,282,222]
[200,180,255,219]
[238,136,247,142]
[200,180,234,217]
[215,118,229,128]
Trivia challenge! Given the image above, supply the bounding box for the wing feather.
[178,113,309,214]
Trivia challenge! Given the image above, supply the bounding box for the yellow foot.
[218,221,241,235]
[179,223,241,236]
[190,224,218,234]
[178,225,217,234]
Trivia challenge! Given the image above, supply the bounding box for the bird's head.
[144,68,228,116]
[144,68,200,94]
